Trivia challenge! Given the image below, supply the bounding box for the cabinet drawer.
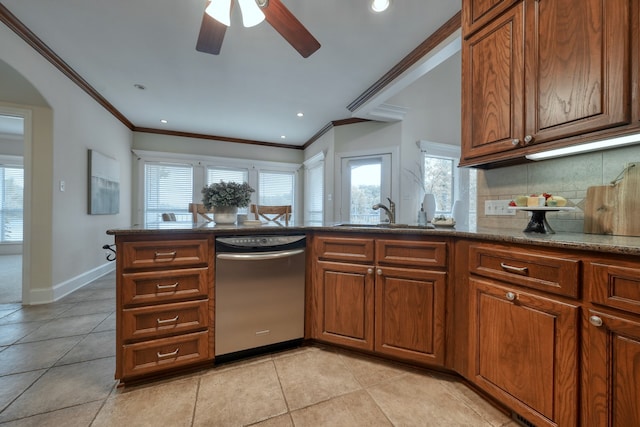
[122,239,208,270]
[376,239,447,268]
[587,261,640,315]
[122,267,208,306]
[313,236,374,264]
[122,300,209,342]
[469,244,580,298]
[122,331,209,378]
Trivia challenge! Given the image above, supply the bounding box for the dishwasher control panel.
[216,235,306,250]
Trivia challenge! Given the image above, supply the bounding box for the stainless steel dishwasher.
[214,235,306,359]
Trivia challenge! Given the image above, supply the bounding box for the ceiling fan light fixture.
[238,0,265,27]
[371,0,390,13]
[206,0,232,26]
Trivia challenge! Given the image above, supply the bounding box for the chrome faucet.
[372,197,396,224]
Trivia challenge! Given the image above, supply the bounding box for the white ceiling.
[0,0,461,147]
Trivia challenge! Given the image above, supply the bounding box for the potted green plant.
[201,181,255,224]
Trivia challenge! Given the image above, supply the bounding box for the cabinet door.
[583,309,640,427]
[469,278,578,427]
[313,261,375,351]
[462,2,525,161]
[462,0,520,36]
[525,0,630,144]
[375,266,446,366]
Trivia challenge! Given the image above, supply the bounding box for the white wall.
[1,23,133,304]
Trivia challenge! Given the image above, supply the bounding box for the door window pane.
[145,163,193,224]
[305,163,323,225]
[423,156,454,214]
[0,166,24,242]
[349,161,381,224]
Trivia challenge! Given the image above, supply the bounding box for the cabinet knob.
[511,138,520,146]
[524,135,534,144]
[505,291,517,301]
[377,268,383,276]
[589,315,603,327]
[367,268,373,275]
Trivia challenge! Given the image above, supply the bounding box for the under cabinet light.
[525,133,640,161]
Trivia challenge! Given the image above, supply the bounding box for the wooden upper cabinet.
[462,0,520,36]
[461,0,632,166]
[462,2,525,160]
[525,0,630,144]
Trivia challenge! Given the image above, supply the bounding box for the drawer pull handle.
[589,315,603,327]
[157,315,179,325]
[500,263,529,274]
[505,292,517,301]
[157,348,180,359]
[154,251,177,258]
[156,282,179,290]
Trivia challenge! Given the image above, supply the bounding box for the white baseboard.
[28,262,115,305]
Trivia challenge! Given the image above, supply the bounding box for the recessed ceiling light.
[371,0,390,13]
[160,119,168,124]
[281,135,286,139]
[134,84,146,90]
[297,112,304,117]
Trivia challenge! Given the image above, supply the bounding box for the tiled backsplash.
[476,144,640,233]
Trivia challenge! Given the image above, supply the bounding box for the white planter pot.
[213,206,238,225]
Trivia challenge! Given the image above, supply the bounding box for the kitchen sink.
[333,223,435,229]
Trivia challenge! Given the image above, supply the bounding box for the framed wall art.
[88,149,120,215]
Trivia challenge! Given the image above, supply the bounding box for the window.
[420,141,476,228]
[207,167,250,214]
[340,154,392,224]
[259,171,295,217]
[0,164,23,242]
[144,163,193,224]
[304,152,324,225]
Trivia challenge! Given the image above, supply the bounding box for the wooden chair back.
[250,204,291,226]
[189,203,214,223]
[161,213,176,221]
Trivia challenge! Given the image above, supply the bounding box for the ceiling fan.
[196,0,321,58]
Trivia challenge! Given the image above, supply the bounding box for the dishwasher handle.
[216,249,304,261]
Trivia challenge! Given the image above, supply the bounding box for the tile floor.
[0,271,518,426]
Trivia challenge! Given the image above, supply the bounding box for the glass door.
[340,154,391,224]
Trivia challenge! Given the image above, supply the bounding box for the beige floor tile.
[250,413,294,427]
[0,304,75,325]
[194,360,287,426]
[93,312,116,332]
[17,313,109,343]
[57,299,115,318]
[368,371,497,427]
[55,331,115,366]
[437,375,511,426]
[337,350,410,388]
[274,348,361,411]
[0,321,45,346]
[291,390,392,427]
[0,370,45,412]
[92,376,199,427]
[86,288,116,301]
[0,336,82,375]
[0,401,103,427]
[58,287,97,303]
[0,357,116,422]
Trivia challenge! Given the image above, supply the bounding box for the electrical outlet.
[484,200,516,216]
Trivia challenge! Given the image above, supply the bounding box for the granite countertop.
[107,222,640,257]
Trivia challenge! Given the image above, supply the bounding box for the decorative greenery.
[201,181,255,209]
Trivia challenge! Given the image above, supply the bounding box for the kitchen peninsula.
[108,224,640,427]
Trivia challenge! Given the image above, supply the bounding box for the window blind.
[0,165,24,242]
[305,163,323,225]
[144,163,193,224]
[259,171,294,222]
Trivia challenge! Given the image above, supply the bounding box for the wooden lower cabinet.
[311,235,449,366]
[468,278,579,427]
[313,260,375,350]
[583,309,640,426]
[375,266,446,365]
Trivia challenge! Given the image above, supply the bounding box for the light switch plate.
[484,199,516,216]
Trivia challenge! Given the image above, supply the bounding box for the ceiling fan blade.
[263,0,321,58]
[196,3,229,55]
